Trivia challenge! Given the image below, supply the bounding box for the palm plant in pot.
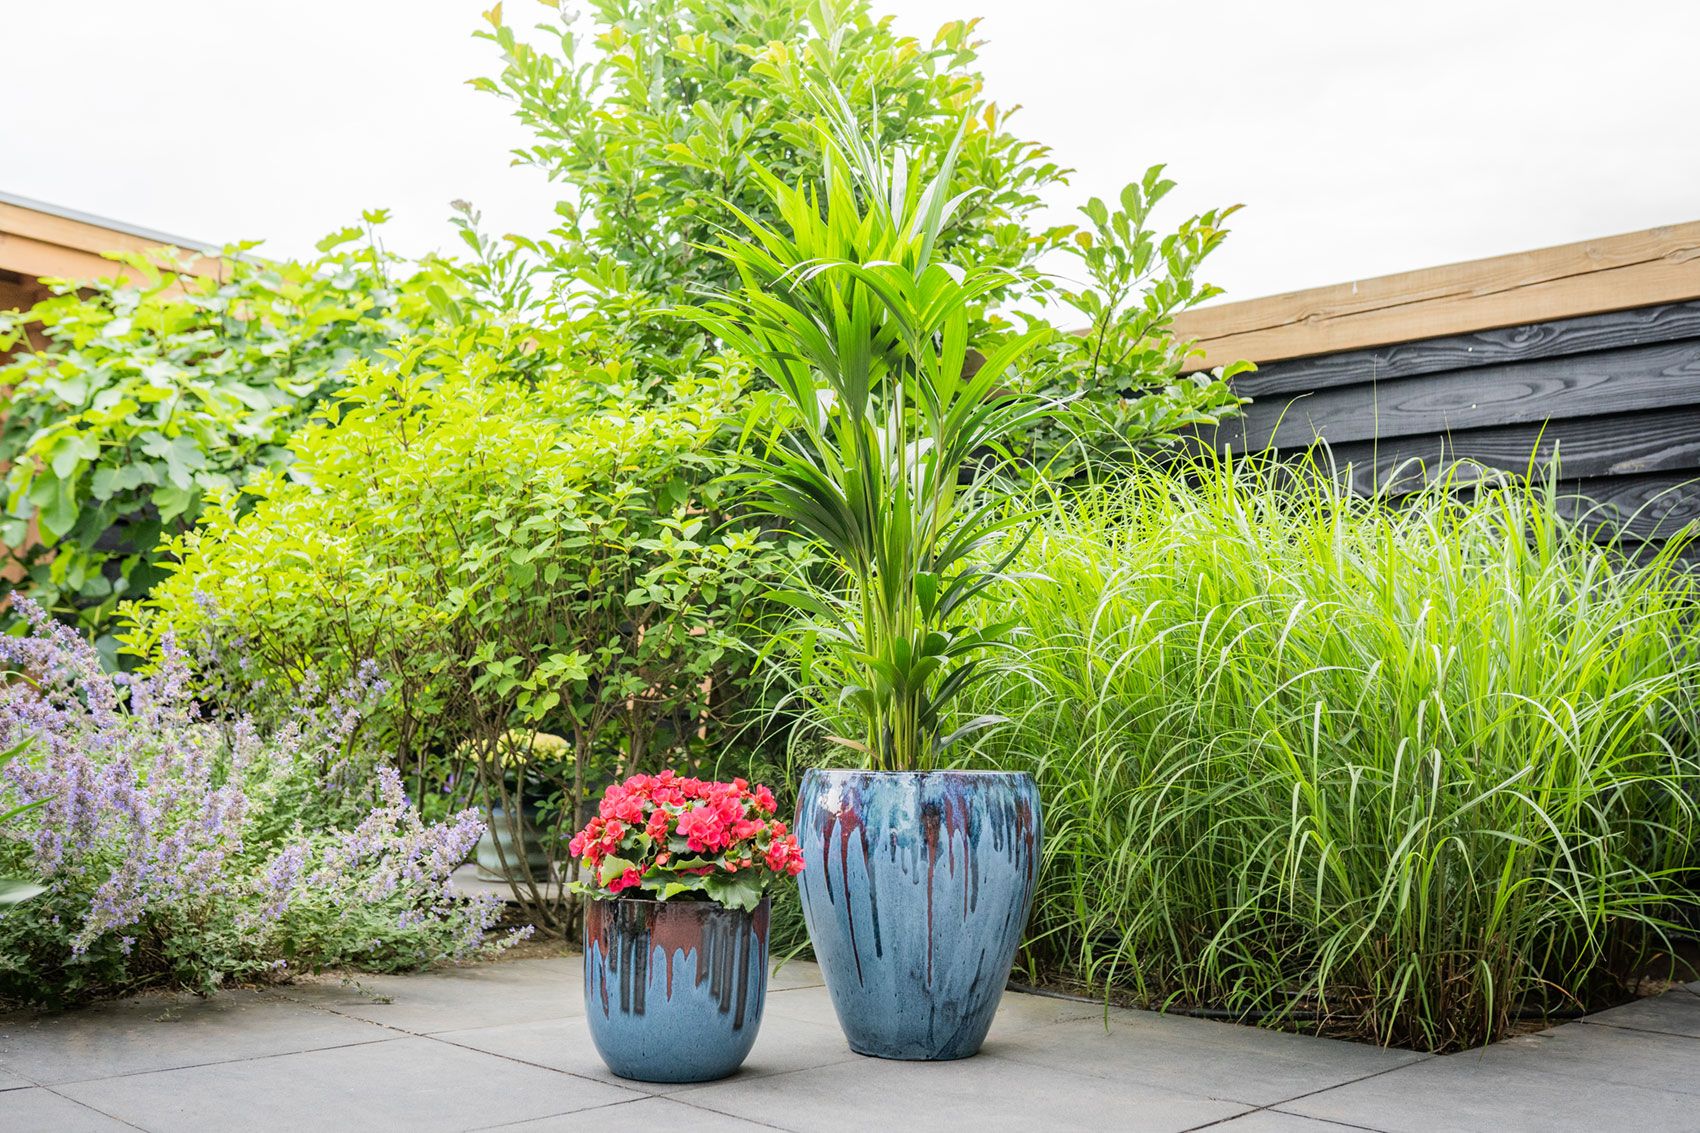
[689,112,1055,1060]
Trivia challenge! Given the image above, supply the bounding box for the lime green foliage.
[474,0,1245,446]
[689,110,1057,773]
[474,0,1059,329]
[963,456,1700,1049]
[126,335,804,931]
[1035,170,1254,470]
[0,220,436,654]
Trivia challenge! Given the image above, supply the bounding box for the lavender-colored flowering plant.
[0,597,526,1007]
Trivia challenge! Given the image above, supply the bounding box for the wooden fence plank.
[1558,472,1700,544]
[1243,301,1700,396]
[1308,406,1700,496]
[1174,222,1700,371]
[1220,339,1700,451]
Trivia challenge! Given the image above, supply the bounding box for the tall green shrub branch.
[687,109,1058,772]
[474,0,1248,463]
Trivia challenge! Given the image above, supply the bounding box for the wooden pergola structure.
[0,190,216,319]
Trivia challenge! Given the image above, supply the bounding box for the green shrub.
[962,456,1700,1050]
[124,331,804,932]
[474,0,1247,457]
[0,221,442,655]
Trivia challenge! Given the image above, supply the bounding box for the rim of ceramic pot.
[586,893,772,910]
[801,768,1035,780]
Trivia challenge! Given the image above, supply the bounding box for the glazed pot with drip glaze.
[797,769,1041,1060]
[583,894,770,1082]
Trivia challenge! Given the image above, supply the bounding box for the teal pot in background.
[475,803,552,881]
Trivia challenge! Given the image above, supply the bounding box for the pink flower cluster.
[569,771,803,900]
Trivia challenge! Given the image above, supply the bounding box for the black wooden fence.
[1204,299,1700,555]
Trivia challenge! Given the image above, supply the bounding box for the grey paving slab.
[0,988,392,1086]
[1469,1019,1700,1095]
[675,1051,1251,1132]
[980,1000,1427,1107]
[55,1034,641,1133]
[0,1086,138,1131]
[1279,1051,1700,1133]
[290,957,583,1034]
[765,959,824,991]
[487,1095,780,1131]
[13,956,1700,1133]
[1209,1110,1388,1132]
[761,980,1099,1041]
[1575,983,1700,1038]
[437,1009,856,1097]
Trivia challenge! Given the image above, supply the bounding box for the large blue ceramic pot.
[584,895,769,1082]
[797,769,1041,1060]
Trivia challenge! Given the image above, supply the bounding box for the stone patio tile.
[0,1086,137,1131]
[0,988,392,1086]
[1209,1109,1389,1132]
[1575,985,1700,1039]
[1279,1052,1698,1133]
[55,1035,641,1133]
[486,1094,784,1131]
[765,959,824,991]
[437,1010,857,1095]
[292,957,583,1034]
[1468,1020,1700,1095]
[676,1049,1250,1132]
[978,1001,1427,1107]
[760,983,1098,1042]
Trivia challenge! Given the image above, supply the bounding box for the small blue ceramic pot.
[583,894,769,1083]
[797,769,1041,1061]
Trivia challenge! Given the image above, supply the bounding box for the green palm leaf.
[682,101,1059,771]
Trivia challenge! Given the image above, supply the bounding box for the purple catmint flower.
[0,596,513,972]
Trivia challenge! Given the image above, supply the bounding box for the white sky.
[5,0,1698,303]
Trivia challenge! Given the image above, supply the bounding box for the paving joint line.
[419,1030,654,1095]
[35,1032,404,1089]
[1575,1018,1700,1042]
[465,1093,662,1131]
[664,1084,804,1131]
[38,1083,152,1132]
[1179,1054,1433,1131]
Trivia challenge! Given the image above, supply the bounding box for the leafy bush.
[125,334,804,932]
[0,599,514,1008]
[0,221,441,654]
[962,457,1700,1050]
[474,0,1246,454]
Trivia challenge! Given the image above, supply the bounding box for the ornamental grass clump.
[964,454,1700,1050]
[0,598,520,1008]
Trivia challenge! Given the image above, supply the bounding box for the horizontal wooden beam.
[1245,301,1700,397]
[0,232,133,284]
[1319,405,1700,494]
[1215,338,1700,451]
[1175,222,1700,371]
[0,198,220,284]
